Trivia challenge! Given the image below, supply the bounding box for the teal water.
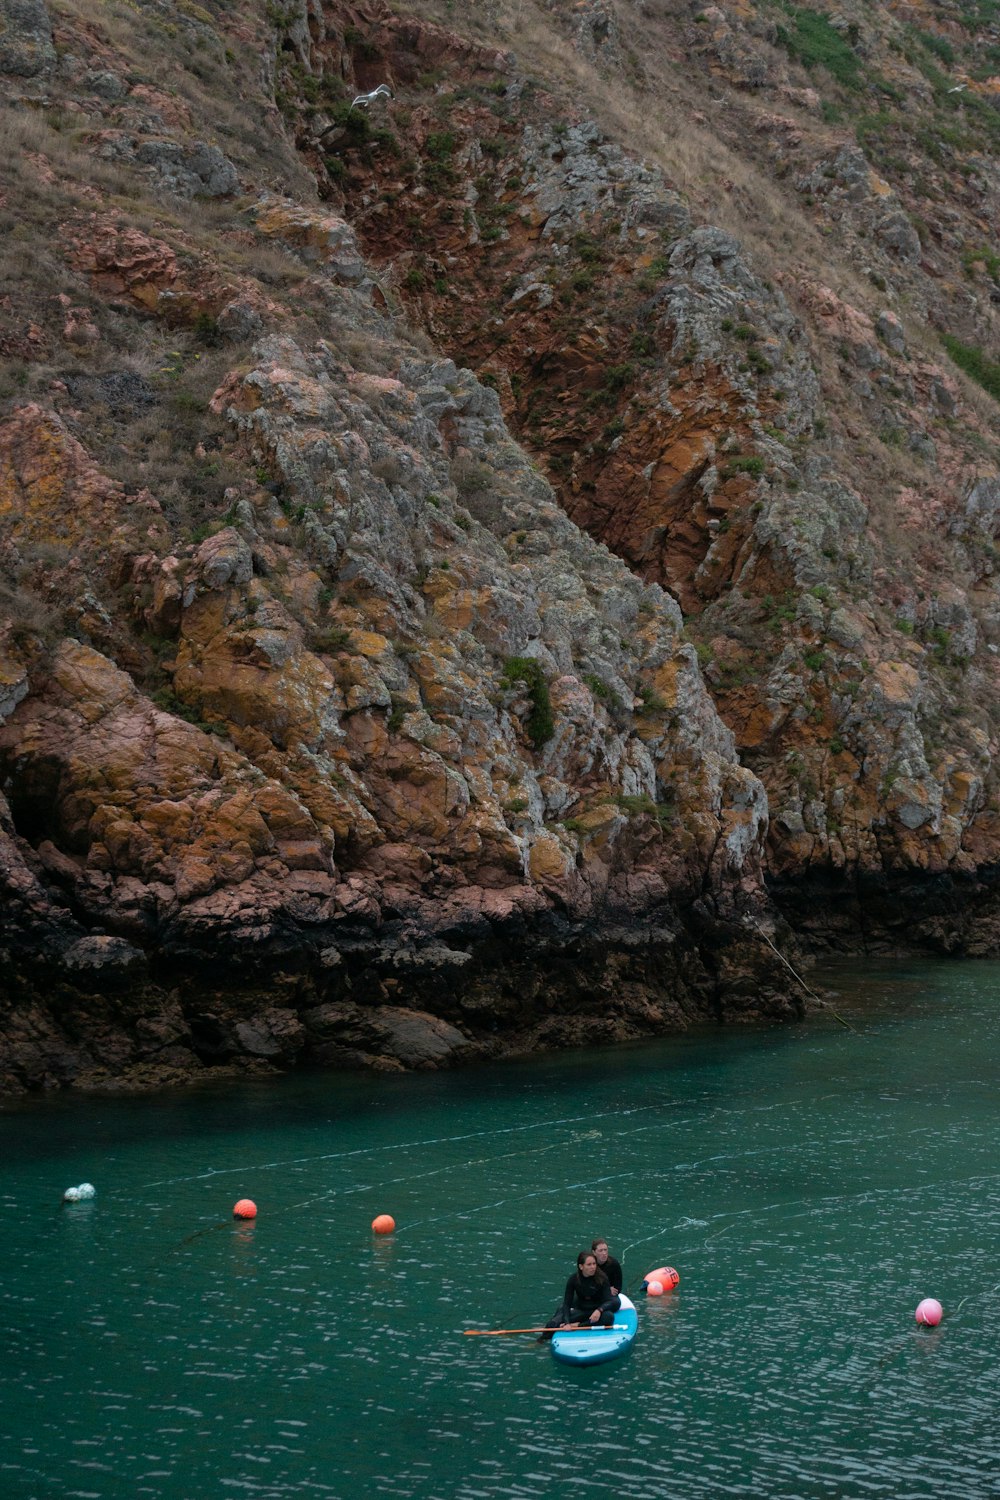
[1,959,998,1500]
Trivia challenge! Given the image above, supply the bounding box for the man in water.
[592,1238,623,1297]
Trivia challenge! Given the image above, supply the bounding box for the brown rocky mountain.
[2,0,999,1092]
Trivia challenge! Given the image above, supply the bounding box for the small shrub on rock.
[502,656,554,748]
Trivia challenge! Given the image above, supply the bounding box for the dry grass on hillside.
[402,1,890,317]
[398,1,1000,561]
[0,106,146,212]
[407,0,1000,389]
[47,0,311,192]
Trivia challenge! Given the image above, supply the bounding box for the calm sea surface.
[1,958,997,1500]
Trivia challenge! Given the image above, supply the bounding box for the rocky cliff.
[2,0,999,1091]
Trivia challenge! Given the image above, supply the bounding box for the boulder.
[0,0,55,78]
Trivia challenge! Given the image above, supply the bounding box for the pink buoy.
[646,1279,664,1297]
[915,1297,942,1326]
[233,1199,257,1219]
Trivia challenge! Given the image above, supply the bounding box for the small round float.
[371,1214,396,1234]
[63,1183,96,1203]
[233,1199,257,1219]
[915,1297,942,1326]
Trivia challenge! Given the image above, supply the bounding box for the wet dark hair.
[576,1250,607,1287]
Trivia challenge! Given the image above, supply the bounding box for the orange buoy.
[371,1213,396,1234]
[233,1199,257,1219]
[643,1265,679,1291]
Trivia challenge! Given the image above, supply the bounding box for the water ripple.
[1,959,998,1498]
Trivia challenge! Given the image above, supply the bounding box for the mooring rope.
[746,918,858,1033]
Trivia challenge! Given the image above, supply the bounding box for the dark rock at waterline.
[768,865,1000,957]
[305,1002,475,1071]
[62,935,148,986]
[0,912,804,1094]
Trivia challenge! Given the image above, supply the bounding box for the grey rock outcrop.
[0,0,55,78]
[98,134,240,199]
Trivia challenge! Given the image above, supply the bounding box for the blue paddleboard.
[550,1293,637,1366]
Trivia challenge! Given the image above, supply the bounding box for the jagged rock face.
[0,319,769,942]
[3,0,1000,1087]
[0,58,785,1089]
[292,0,1000,904]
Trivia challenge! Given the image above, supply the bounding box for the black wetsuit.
[596,1255,623,1294]
[545,1268,620,1330]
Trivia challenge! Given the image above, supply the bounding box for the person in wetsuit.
[592,1238,623,1297]
[543,1250,621,1334]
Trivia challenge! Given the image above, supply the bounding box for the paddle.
[464,1323,627,1336]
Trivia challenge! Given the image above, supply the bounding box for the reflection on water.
[0,958,998,1498]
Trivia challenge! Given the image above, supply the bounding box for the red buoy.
[233,1199,257,1219]
[643,1265,679,1291]
[371,1213,396,1234]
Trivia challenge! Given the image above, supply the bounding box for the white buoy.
[63,1183,96,1202]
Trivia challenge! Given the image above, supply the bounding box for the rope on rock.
[745,918,859,1034]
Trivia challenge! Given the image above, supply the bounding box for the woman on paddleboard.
[542,1250,621,1336]
[592,1238,623,1296]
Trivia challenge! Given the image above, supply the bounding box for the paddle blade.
[463,1326,551,1336]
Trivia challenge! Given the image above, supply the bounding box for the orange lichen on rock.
[66,220,179,303]
[0,406,128,550]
